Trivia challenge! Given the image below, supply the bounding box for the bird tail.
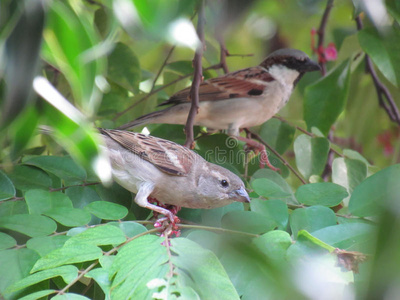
[116,109,167,130]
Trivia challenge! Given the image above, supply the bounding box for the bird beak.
[302,59,321,72]
[231,186,251,203]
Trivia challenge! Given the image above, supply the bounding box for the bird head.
[196,163,250,206]
[260,48,320,73]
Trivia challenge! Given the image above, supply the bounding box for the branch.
[218,39,229,74]
[245,129,308,185]
[355,16,400,126]
[150,46,176,92]
[184,1,205,148]
[316,0,334,75]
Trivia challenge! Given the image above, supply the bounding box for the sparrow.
[117,48,320,170]
[118,48,320,135]
[99,128,250,223]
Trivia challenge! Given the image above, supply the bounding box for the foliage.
[0,0,400,299]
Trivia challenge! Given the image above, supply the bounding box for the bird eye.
[220,180,229,188]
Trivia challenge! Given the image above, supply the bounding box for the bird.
[117,48,320,170]
[99,128,250,224]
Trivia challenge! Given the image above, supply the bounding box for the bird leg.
[135,183,180,229]
[236,136,279,171]
[148,197,181,230]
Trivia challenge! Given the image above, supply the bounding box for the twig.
[184,1,205,148]
[150,46,176,92]
[316,0,334,75]
[219,39,229,74]
[245,129,308,185]
[177,224,259,238]
[56,227,159,295]
[49,181,99,192]
[355,16,400,126]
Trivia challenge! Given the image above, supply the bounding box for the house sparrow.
[99,129,250,223]
[117,48,320,170]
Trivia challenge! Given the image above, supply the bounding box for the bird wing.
[159,66,275,106]
[100,129,195,176]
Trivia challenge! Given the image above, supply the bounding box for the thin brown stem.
[317,0,334,75]
[184,1,205,148]
[219,39,229,74]
[177,224,259,238]
[49,181,99,192]
[150,46,176,92]
[355,16,400,126]
[245,129,308,185]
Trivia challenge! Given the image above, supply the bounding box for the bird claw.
[259,150,280,171]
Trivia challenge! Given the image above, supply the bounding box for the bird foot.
[259,149,280,171]
[149,197,181,234]
[239,137,279,171]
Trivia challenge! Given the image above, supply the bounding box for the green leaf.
[27,235,70,257]
[24,156,87,181]
[312,223,376,253]
[0,201,28,217]
[10,107,39,159]
[7,165,52,191]
[19,290,57,300]
[44,208,91,227]
[386,0,400,24]
[32,243,102,272]
[349,164,400,217]
[52,294,91,300]
[171,238,240,300]
[85,201,129,220]
[0,249,40,300]
[42,1,104,109]
[250,199,288,230]
[66,186,102,208]
[0,170,15,201]
[109,221,148,238]
[200,202,244,227]
[108,42,141,92]
[252,230,292,264]
[304,59,351,135]
[86,268,111,297]
[290,206,337,238]
[1,0,45,126]
[293,134,330,180]
[165,60,194,75]
[252,178,291,198]
[7,265,78,293]
[295,182,348,207]
[259,118,296,154]
[332,157,367,196]
[0,214,57,237]
[358,26,400,87]
[251,168,297,204]
[25,190,73,214]
[66,224,126,246]
[111,235,168,299]
[222,211,276,234]
[0,232,16,250]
